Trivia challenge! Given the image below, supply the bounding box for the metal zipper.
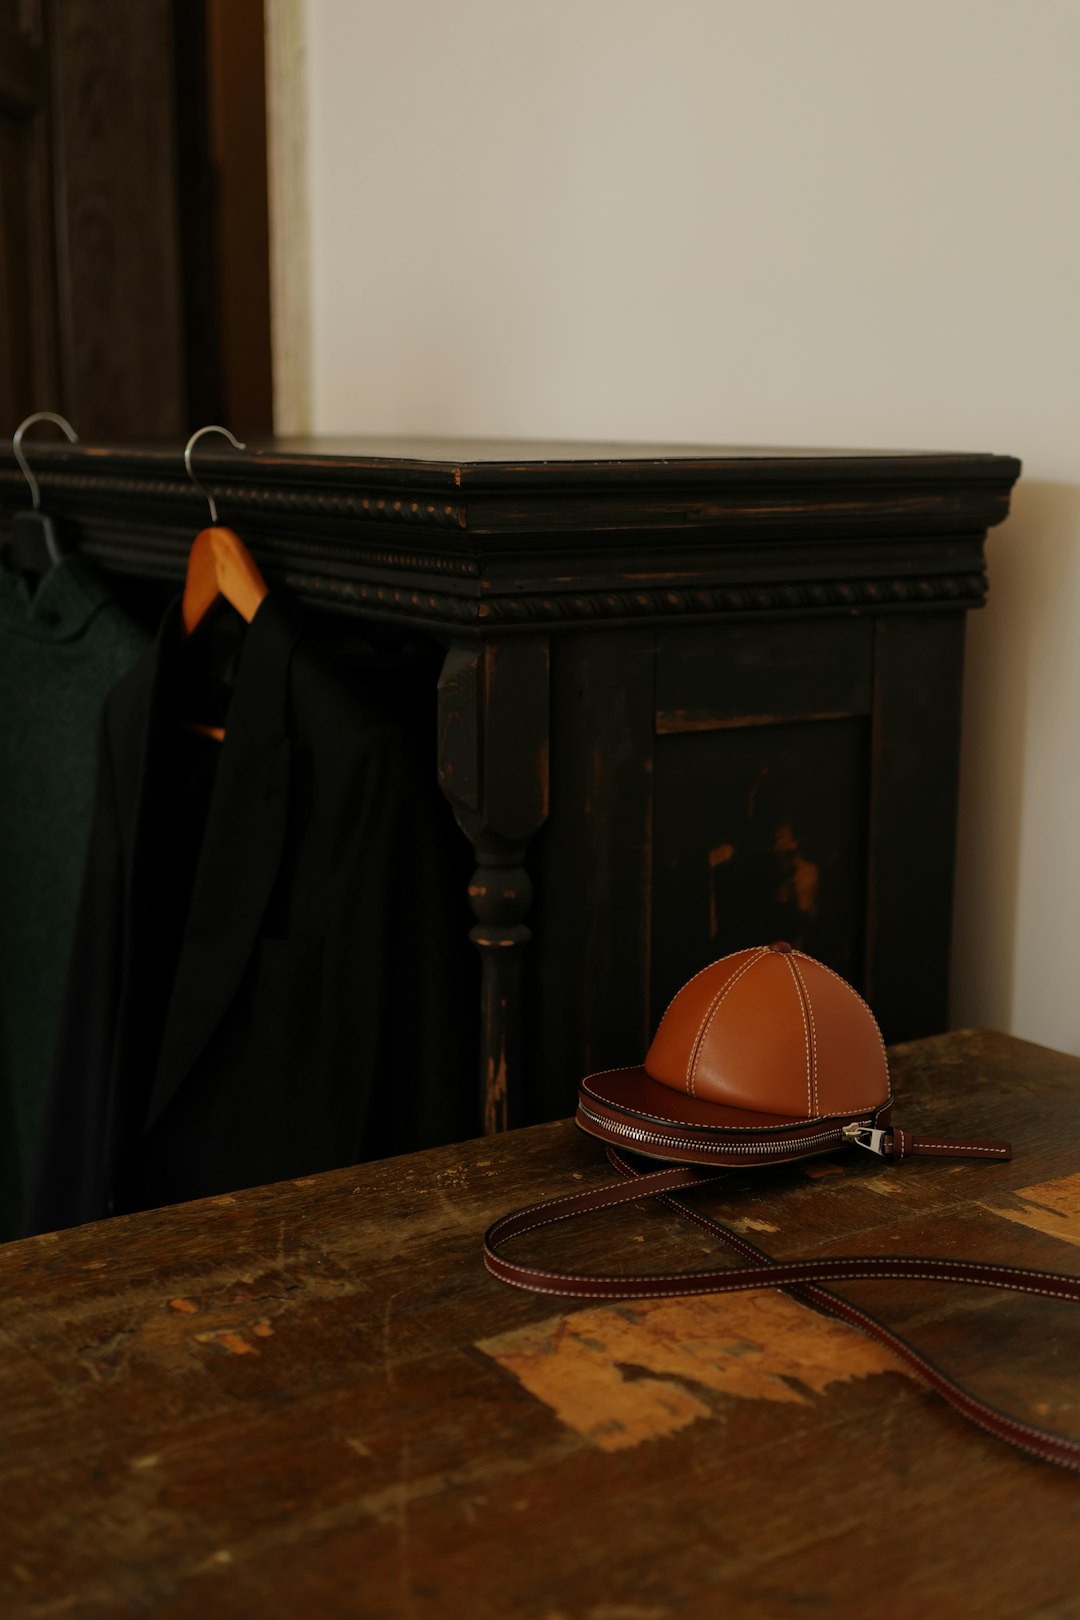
[577,1101,867,1158]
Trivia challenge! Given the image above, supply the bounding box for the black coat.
[26,593,476,1234]
[0,553,149,1238]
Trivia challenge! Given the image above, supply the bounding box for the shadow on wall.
[951,478,1080,1039]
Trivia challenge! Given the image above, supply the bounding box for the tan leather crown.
[645,941,889,1120]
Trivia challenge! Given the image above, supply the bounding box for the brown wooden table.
[2,1029,1078,1619]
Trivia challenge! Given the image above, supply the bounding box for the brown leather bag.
[485,943,1080,1472]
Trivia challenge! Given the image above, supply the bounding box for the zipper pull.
[842,1121,889,1157]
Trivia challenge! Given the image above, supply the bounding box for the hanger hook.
[183,424,247,525]
[13,411,79,511]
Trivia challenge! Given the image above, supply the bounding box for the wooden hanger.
[180,427,268,740]
[181,524,268,636]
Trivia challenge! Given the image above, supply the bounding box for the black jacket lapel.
[145,594,305,1133]
[102,606,183,1206]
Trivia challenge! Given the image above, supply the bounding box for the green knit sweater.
[0,555,150,1238]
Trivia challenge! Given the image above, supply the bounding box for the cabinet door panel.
[529,629,656,1115]
[651,717,869,1027]
[657,619,874,734]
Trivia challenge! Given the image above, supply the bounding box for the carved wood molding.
[275,572,479,625]
[240,568,989,630]
[6,514,992,635]
[470,572,989,624]
[0,468,468,530]
[70,523,987,630]
[79,524,479,581]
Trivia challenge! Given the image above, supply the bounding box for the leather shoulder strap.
[483,1148,1080,1473]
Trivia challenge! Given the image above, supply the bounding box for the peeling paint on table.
[983,1170,1080,1250]
[477,1291,906,1452]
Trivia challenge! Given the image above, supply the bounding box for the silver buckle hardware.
[842,1121,889,1157]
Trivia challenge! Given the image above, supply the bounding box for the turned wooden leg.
[466,839,532,1134]
[437,638,549,1133]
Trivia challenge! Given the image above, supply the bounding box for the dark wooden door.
[0,0,61,428]
[0,0,272,441]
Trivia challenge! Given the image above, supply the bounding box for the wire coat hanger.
[180,425,268,636]
[7,412,79,576]
[14,411,79,515]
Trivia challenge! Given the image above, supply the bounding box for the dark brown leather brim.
[581,1063,854,1133]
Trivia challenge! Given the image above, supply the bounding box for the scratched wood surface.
[2,1029,1080,1620]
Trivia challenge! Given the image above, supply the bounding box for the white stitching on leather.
[578,1082,893,1132]
[654,945,762,1025]
[485,1259,1080,1463]
[784,954,814,1117]
[483,1169,702,1240]
[581,952,766,1101]
[534,1154,1075,1460]
[775,1282,1077,1450]
[486,1178,715,1243]
[487,1236,1075,1288]
[915,1142,1009,1155]
[686,947,769,1098]
[789,953,818,1116]
[587,948,886,1118]
[795,1291,1076,1455]
[484,1255,1079,1299]
[793,951,889,1077]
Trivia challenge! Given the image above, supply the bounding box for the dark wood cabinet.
[0,437,1021,1134]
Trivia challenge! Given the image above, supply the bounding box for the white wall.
[302,0,1080,1052]
[265,0,312,435]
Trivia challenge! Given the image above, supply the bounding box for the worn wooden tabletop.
[2,1029,1079,1620]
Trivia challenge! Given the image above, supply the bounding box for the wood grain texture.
[0,0,61,427]
[50,0,187,437]
[864,614,967,1041]
[2,0,272,441]
[1,1030,1078,1620]
[655,618,874,733]
[651,713,870,1020]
